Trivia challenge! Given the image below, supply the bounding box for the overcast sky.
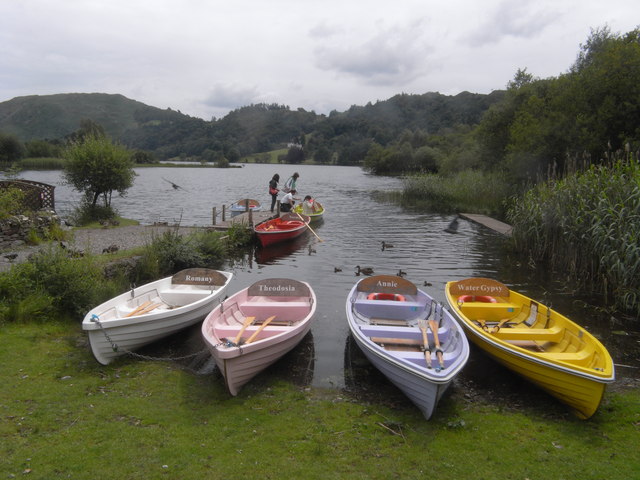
[1,0,637,120]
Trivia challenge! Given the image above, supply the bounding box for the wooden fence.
[0,179,55,211]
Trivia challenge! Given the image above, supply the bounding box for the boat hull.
[82,269,233,365]
[293,204,324,223]
[346,275,469,420]
[230,198,262,217]
[254,213,309,247]
[201,278,316,395]
[445,277,615,419]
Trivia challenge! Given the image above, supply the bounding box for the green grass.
[1,321,638,479]
[75,216,140,229]
[242,148,288,163]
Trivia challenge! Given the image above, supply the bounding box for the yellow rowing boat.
[445,277,615,419]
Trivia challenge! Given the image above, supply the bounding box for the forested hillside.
[0,90,503,164]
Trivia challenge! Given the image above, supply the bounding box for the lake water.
[16,164,638,393]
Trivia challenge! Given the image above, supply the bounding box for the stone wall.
[0,210,61,250]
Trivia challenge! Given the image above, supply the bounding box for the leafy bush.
[0,246,109,323]
[0,187,26,219]
[69,199,117,225]
[134,230,205,281]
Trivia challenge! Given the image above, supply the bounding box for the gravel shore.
[0,225,201,271]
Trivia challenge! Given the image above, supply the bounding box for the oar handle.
[429,320,445,368]
[295,212,323,242]
[418,321,432,368]
[125,300,152,317]
[246,315,276,344]
[233,316,255,344]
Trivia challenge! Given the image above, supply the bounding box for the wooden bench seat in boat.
[459,302,521,322]
[370,318,409,326]
[360,325,451,344]
[492,325,563,342]
[535,348,595,364]
[159,287,213,306]
[239,300,311,320]
[215,324,290,340]
[353,298,425,321]
[370,336,424,346]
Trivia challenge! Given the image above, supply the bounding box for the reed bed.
[402,169,513,217]
[507,154,640,315]
[17,157,67,169]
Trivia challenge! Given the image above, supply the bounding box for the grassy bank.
[1,321,638,479]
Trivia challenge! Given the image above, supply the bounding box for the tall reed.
[17,157,67,170]
[507,153,640,315]
[402,169,513,217]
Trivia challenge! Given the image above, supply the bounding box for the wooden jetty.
[209,204,276,231]
[459,213,512,236]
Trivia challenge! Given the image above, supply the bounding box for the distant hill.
[0,93,193,141]
[0,91,504,162]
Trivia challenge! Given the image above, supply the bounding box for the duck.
[397,269,407,277]
[3,253,18,262]
[381,241,394,251]
[334,267,342,273]
[423,280,433,287]
[355,265,374,276]
[444,216,459,234]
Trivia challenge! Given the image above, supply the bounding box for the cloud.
[312,19,433,86]
[202,83,261,110]
[466,0,561,45]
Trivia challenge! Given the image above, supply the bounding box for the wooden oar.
[135,303,162,316]
[295,212,323,242]
[490,317,512,333]
[417,318,432,369]
[429,319,445,370]
[245,315,276,344]
[233,316,256,345]
[125,300,152,317]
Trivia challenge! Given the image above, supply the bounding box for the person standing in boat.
[268,173,280,212]
[282,172,299,193]
[280,189,299,212]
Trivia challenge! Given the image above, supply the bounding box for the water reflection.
[15,164,639,392]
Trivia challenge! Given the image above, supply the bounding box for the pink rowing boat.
[201,278,317,395]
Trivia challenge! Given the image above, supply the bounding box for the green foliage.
[402,169,514,216]
[131,149,155,164]
[0,132,25,162]
[25,139,63,158]
[476,27,640,181]
[0,246,107,323]
[69,201,117,226]
[63,135,135,208]
[0,187,26,219]
[507,153,640,314]
[135,230,205,279]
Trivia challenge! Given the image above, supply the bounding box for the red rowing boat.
[254,212,310,247]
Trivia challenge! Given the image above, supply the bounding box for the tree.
[63,136,135,209]
[0,133,25,162]
[285,145,305,164]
